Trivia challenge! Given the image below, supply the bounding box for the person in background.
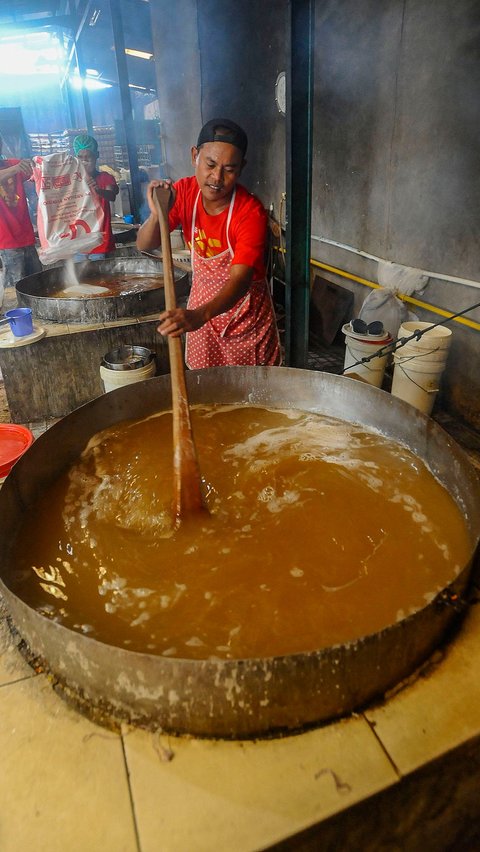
[72,134,119,261]
[136,118,281,369]
[0,133,41,306]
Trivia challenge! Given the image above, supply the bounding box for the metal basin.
[0,368,479,738]
[16,257,189,324]
[111,222,137,244]
[102,345,153,370]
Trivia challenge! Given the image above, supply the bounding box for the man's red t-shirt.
[0,160,35,250]
[169,176,267,281]
[89,170,118,254]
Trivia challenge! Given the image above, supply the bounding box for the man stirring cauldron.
[136,118,281,369]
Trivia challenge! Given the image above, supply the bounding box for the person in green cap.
[72,134,119,260]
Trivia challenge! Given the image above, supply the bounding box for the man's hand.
[0,159,33,185]
[137,180,175,252]
[156,264,253,340]
[17,159,33,176]
[157,307,206,338]
[86,174,118,203]
[146,179,175,218]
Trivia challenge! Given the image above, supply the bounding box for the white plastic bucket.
[396,321,452,354]
[391,322,452,415]
[396,346,449,364]
[100,360,156,393]
[342,324,392,388]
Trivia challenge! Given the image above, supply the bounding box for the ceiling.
[0,0,157,93]
[0,1,63,23]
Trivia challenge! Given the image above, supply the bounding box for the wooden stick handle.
[153,186,206,523]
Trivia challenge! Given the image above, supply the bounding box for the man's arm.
[136,212,161,251]
[94,182,119,203]
[136,179,175,252]
[157,264,253,337]
[0,160,32,184]
[89,174,119,203]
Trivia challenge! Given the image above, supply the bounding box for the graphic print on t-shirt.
[169,177,268,281]
[0,176,20,208]
[191,227,224,258]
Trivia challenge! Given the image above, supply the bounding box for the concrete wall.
[311,0,480,428]
[313,0,480,277]
[149,0,480,428]
[150,0,203,181]
[149,0,286,203]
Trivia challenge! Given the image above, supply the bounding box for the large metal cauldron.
[16,257,189,324]
[0,368,479,738]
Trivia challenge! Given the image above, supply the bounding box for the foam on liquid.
[9,405,471,660]
[52,270,164,298]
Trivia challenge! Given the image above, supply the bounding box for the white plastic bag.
[359,288,413,340]
[377,260,429,296]
[358,259,427,339]
[32,153,103,263]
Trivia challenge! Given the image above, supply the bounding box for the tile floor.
[1,572,480,850]
[0,341,480,850]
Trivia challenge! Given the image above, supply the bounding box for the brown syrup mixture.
[9,406,470,660]
[50,274,163,298]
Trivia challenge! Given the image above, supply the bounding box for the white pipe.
[310,235,480,291]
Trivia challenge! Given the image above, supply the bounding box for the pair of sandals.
[350,318,385,336]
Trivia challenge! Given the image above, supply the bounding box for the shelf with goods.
[28,132,69,157]
[114,143,156,170]
[28,125,162,174]
[113,118,162,172]
[29,127,116,169]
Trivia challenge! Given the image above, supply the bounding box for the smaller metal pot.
[102,345,153,371]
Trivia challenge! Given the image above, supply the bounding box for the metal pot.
[0,368,479,738]
[111,222,137,244]
[102,345,153,371]
[16,257,189,324]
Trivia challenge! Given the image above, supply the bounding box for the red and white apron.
[185,189,281,369]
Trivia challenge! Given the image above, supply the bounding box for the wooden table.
[0,313,171,424]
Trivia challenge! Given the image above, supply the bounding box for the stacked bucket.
[100,345,156,393]
[342,322,392,388]
[391,322,452,416]
[342,318,452,417]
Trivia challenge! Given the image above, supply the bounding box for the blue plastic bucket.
[5,308,33,338]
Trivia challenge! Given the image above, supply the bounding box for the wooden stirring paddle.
[153,185,207,525]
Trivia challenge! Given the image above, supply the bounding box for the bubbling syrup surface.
[9,405,470,660]
[50,274,163,298]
